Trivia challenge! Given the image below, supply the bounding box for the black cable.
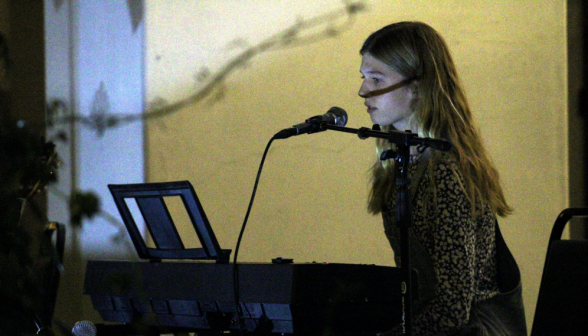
[232,136,276,335]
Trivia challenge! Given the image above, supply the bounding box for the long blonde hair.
[363,21,512,217]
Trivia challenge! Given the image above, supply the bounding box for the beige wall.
[145,0,567,329]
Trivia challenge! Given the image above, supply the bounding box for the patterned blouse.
[382,152,500,335]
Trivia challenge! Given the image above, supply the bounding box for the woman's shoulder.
[431,152,461,177]
[424,152,469,200]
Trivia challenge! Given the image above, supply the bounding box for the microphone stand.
[322,123,451,336]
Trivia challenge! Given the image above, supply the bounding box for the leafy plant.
[0,119,60,335]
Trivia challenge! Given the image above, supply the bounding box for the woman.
[359,22,526,335]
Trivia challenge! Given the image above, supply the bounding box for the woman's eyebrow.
[360,69,385,76]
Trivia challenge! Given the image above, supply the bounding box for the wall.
[45,0,145,328]
[0,0,8,95]
[142,0,568,330]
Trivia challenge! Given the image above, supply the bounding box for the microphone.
[72,320,97,336]
[274,107,347,139]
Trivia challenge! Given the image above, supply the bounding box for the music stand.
[108,180,231,263]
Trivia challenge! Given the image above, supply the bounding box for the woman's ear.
[409,81,420,113]
[409,80,419,95]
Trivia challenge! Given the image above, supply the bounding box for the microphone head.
[325,106,347,127]
[72,320,97,336]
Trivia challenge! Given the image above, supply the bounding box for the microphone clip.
[380,149,397,161]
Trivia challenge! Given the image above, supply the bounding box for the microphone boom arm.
[322,124,452,152]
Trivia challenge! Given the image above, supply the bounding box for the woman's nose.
[357,82,369,98]
[358,82,370,98]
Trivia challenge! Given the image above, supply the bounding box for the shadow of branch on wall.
[46,2,365,136]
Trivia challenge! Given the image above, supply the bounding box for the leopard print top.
[382,153,500,335]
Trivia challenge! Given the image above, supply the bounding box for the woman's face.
[358,53,416,131]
